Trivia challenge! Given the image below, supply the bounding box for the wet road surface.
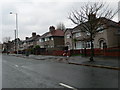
[2,55,118,88]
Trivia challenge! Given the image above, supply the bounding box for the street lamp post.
[14,29,16,52]
[10,12,19,54]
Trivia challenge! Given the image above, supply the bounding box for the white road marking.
[59,83,77,90]
[15,65,19,67]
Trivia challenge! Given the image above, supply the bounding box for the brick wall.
[32,47,120,57]
[80,47,120,57]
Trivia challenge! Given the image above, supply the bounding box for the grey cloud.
[1,1,119,42]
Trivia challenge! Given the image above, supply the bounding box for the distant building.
[2,38,22,53]
[12,38,22,52]
[0,43,3,53]
[2,41,14,53]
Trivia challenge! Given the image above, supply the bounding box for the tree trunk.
[90,34,94,62]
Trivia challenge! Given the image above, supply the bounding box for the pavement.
[7,53,120,70]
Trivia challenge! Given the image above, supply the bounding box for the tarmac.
[6,54,120,70]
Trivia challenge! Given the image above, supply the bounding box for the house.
[65,18,120,50]
[65,26,91,50]
[21,32,40,51]
[0,43,3,53]
[2,38,22,53]
[64,28,73,50]
[94,19,120,49]
[2,41,14,53]
[12,38,22,52]
[37,26,64,49]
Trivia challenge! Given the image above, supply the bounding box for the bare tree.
[56,22,66,31]
[68,2,119,61]
[2,37,11,43]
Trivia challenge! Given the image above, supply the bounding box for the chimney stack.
[88,14,96,21]
[32,32,36,37]
[49,26,55,32]
[26,37,29,40]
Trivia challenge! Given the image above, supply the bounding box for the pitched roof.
[101,18,120,28]
[73,17,120,31]
[40,30,64,38]
[51,29,64,36]
[64,28,73,33]
[24,35,40,42]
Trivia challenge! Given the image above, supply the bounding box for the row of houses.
[2,26,65,54]
[2,18,120,56]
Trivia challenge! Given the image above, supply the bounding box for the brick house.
[21,32,40,51]
[65,18,120,50]
[37,26,64,49]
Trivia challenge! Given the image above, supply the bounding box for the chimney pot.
[32,32,36,37]
[49,26,55,32]
[26,37,29,40]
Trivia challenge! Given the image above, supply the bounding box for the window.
[99,30,104,33]
[86,42,91,48]
[51,37,53,40]
[23,42,26,45]
[66,34,71,38]
[45,38,49,41]
[76,41,83,49]
[99,40,107,49]
[75,32,81,37]
[40,46,44,48]
[39,39,41,42]
[97,26,104,33]
[39,39,44,42]
[87,32,90,36]
[50,46,54,48]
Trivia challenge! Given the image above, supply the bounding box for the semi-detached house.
[64,18,120,50]
[37,26,64,49]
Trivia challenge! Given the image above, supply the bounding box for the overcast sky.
[1,0,120,42]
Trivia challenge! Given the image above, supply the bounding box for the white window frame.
[86,41,91,48]
[39,39,43,42]
[86,32,90,36]
[45,38,49,41]
[97,26,104,33]
[51,37,54,40]
[40,46,44,48]
[66,34,70,38]
[75,32,81,37]
[76,41,83,49]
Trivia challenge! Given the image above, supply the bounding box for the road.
[2,54,118,88]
